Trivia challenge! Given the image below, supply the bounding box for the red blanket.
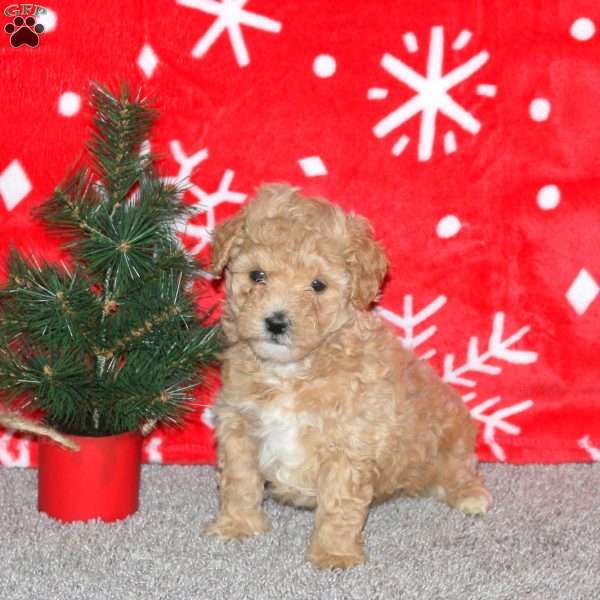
[1,1,599,466]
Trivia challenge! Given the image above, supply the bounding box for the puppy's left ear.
[210,208,246,277]
[345,214,389,309]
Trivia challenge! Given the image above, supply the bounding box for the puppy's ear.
[345,214,388,310]
[210,208,246,277]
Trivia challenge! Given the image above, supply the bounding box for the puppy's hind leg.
[434,447,493,516]
[204,408,271,539]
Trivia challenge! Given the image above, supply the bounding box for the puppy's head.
[211,184,388,363]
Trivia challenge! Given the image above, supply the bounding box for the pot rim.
[38,429,142,443]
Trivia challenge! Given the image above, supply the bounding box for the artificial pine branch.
[89,84,155,205]
[0,83,220,436]
[1,250,101,352]
[36,169,99,237]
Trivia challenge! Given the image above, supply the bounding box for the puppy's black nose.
[264,311,290,335]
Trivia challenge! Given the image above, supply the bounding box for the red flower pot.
[38,430,142,523]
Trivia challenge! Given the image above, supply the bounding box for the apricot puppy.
[206,184,492,569]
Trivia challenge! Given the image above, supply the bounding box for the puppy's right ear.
[210,208,246,277]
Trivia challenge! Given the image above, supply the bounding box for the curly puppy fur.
[206,184,492,569]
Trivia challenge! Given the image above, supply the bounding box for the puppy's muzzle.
[264,311,290,337]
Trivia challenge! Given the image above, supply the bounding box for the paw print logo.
[4,16,44,48]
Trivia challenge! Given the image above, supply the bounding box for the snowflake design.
[201,406,216,429]
[442,312,538,387]
[0,430,31,467]
[464,395,533,462]
[177,0,282,67]
[143,436,164,464]
[165,140,247,262]
[379,296,538,461]
[369,26,495,161]
[578,436,600,461]
[376,295,447,360]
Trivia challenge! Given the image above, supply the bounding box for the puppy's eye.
[311,279,327,293]
[249,270,267,283]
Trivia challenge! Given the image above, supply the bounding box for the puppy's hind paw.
[204,512,271,539]
[456,488,493,516]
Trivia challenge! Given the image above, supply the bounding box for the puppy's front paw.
[204,512,271,539]
[307,543,366,570]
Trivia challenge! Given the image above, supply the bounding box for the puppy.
[206,184,492,569]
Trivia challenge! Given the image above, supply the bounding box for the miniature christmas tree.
[0,84,220,437]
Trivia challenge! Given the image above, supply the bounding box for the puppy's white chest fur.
[242,395,318,490]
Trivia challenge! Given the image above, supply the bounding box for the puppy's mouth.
[267,332,289,345]
[250,334,295,363]
[255,331,292,350]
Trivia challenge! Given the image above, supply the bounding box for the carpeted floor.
[1,463,599,600]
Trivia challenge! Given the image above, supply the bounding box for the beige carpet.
[1,463,599,599]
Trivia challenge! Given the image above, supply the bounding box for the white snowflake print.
[143,436,164,464]
[165,140,247,261]
[201,406,216,429]
[369,26,495,161]
[376,294,447,360]
[177,0,282,67]
[463,394,533,462]
[0,430,31,467]
[378,296,538,461]
[442,312,538,388]
[578,436,600,461]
